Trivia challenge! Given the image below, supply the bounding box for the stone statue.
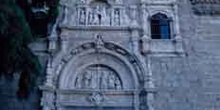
[101,71,108,89]
[101,7,108,25]
[84,71,92,89]
[79,8,86,25]
[108,72,116,89]
[70,9,77,25]
[114,9,120,26]
[62,5,69,25]
[88,9,94,25]
[95,34,104,51]
[93,6,101,25]
[115,77,121,90]
[91,71,98,89]
[75,74,82,89]
[121,9,130,26]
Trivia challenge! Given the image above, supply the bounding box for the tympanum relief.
[75,66,122,90]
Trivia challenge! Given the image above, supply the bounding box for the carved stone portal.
[75,65,122,90]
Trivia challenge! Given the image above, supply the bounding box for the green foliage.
[0,0,42,99]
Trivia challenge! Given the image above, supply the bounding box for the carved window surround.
[140,1,185,56]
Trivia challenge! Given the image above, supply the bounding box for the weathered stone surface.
[1,0,220,110]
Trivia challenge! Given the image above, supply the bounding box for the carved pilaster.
[130,29,139,54]
[130,5,138,27]
[141,4,150,39]
[147,92,155,110]
[41,91,55,110]
[173,3,182,40]
[134,91,140,110]
[60,31,69,53]
[45,57,55,88]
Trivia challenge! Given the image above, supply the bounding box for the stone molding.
[40,41,157,110]
[190,0,220,15]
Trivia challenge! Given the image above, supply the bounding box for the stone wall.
[0,0,220,110]
[149,0,220,110]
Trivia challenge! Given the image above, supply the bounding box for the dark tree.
[0,0,42,99]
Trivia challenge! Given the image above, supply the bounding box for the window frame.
[150,13,173,40]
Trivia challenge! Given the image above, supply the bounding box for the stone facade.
[1,0,220,110]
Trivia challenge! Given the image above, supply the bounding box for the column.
[140,4,151,54]
[45,57,54,88]
[85,7,89,25]
[141,4,150,39]
[146,56,155,110]
[134,91,140,110]
[130,29,139,54]
[173,4,182,40]
[60,31,69,53]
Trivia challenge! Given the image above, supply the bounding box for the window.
[150,13,171,39]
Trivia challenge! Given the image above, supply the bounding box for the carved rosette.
[88,92,106,105]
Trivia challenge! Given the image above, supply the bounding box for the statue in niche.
[100,71,108,89]
[91,71,98,89]
[75,74,82,89]
[84,71,92,89]
[62,5,68,25]
[79,8,86,25]
[70,9,77,25]
[88,9,94,25]
[121,9,130,26]
[115,77,121,90]
[93,6,102,25]
[100,7,108,25]
[108,72,116,89]
[114,9,120,26]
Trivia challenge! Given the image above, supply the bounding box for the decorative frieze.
[60,0,131,27]
[190,0,220,15]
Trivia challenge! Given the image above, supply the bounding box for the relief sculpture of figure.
[84,71,92,89]
[79,8,86,25]
[62,5,69,25]
[101,7,108,26]
[75,74,82,89]
[108,72,116,89]
[115,77,121,90]
[101,71,108,89]
[88,9,94,25]
[93,6,101,25]
[91,71,98,89]
[121,9,130,26]
[114,9,120,26]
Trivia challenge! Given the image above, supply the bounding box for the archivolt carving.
[52,41,144,89]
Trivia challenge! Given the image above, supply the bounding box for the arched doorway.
[40,42,145,110]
